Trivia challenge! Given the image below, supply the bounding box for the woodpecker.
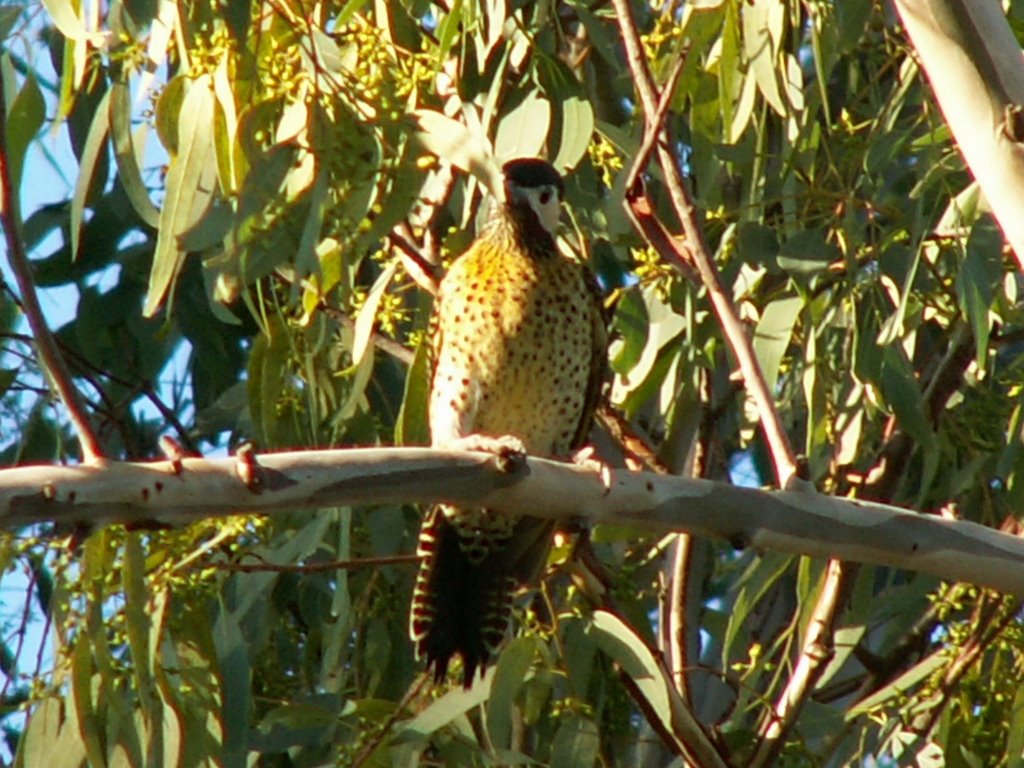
[409,158,608,687]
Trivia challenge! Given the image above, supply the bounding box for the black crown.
[502,158,564,195]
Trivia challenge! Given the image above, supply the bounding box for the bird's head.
[500,158,564,240]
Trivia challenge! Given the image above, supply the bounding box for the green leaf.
[737,222,779,267]
[41,0,106,42]
[835,0,873,54]
[487,636,538,749]
[275,93,309,144]
[777,229,838,276]
[22,698,70,768]
[252,701,337,752]
[4,65,45,200]
[70,87,111,260]
[337,0,369,25]
[552,95,594,171]
[550,713,600,768]
[957,218,1001,366]
[352,262,396,367]
[846,651,946,719]
[153,75,185,156]
[247,316,295,448]
[588,611,675,738]
[146,75,217,316]
[356,158,424,248]
[123,534,157,715]
[741,0,786,116]
[150,590,185,767]
[294,166,329,278]
[879,346,931,445]
[616,332,684,418]
[414,109,499,194]
[396,341,430,446]
[0,367,17,399]
[213,603,251,767]
[722,552,794,666]
[333,323,376,425]
[1006,683,1024,768]
[572,6,620,67]
[614,284,683,405]
[609,288,648,375]
[808,4,836,124]
[494,89,551,162]
[561,617,598,696]
[753,296,802,393]
[434,0,463,64]
[0,6,22,40]
[394,668,496,742]
[70,634,106,768]
[110,81,160,227]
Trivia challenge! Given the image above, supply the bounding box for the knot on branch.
[235,443,264,494]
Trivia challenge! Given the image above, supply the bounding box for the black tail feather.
[410,507,514,688]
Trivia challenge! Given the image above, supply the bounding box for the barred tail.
[410,506,515,688]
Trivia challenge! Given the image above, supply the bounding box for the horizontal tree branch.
[2,447,1022,595]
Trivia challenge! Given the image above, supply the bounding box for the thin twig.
[622,48,687,195]
[912,594,1022,738]
[140,383,199,454]
[320,304,416,365]
[624,184,699,284]
[212,552,421,573]
[390,222,440,295]
[598,404,670,473]
[749,559,849,766]
[349,674,429,768]
[0,74,104,463]
[0,561,37,701]
[665,534,693,704]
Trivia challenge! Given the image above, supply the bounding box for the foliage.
[1,0,1024,765]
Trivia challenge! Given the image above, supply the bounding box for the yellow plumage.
[410,159,607,687]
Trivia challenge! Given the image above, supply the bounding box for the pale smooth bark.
[896,0,1024,267]
[3,447,1024,595]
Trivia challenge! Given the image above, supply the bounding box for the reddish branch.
[0,74,104,463]
[608,1,849,762]
[611,0,797,489]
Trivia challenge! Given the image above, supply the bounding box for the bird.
[409,157,608,688]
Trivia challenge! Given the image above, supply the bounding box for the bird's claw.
[448,434,528,474]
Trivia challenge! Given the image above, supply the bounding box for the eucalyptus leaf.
[414,109,500,194]
[110,81,160,227]
[550,714,600,768]
[69,88,111,261]
[146,76,217,316]
[553,95,594,171]
[396,341,430,446]
[777,229,838,276]
[4,67,45,196]
[494,90,551,162]
[487,636,537,749]
[957,218,1001,366]
[753,296,802,392]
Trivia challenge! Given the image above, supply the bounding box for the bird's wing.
[570,266,610,451]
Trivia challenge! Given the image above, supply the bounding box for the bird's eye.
[539,190,553,205]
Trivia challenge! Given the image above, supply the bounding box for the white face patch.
[511,184,561,237]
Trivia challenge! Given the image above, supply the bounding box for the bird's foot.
[446,434,527,474]
[571,446,613,495]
